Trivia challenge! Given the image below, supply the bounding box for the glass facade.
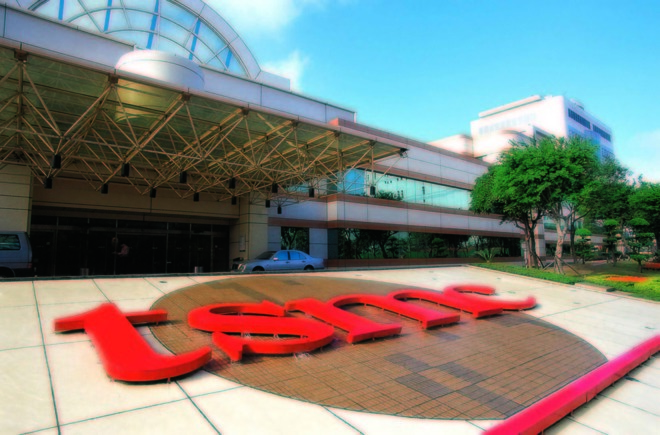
[332,169,471,210]
[330,229,521,260]
[30,214,229,276]
[280,227,310,253]
[27,0,249,75]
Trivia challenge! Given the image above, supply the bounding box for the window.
[281,228,309,252]
[601,148,614,159]
[534,130,549,139]
[27,0,249,76]
[334,230,522,260]
[0,234,20,250]
[352,170,470,210]
[289,251,302,260]
[593,125,611,142]
[568,109,591,129]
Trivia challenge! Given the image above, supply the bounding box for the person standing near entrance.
[117,243,130,274]
[118,243,130,257]
[112,239,131,275]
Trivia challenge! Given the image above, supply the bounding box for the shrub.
[575,228,594,264]
[475,264,581,284]
[585,275,660,301]
[626,218,654,273]
[475,247,500,263]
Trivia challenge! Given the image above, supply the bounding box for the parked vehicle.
[235,250,324,273]
[0,231,34,277]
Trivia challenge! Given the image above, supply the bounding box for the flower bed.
[643,263,660,270]
[474,264,660,302]
[606,276,649,283]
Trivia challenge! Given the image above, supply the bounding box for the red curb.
[484,334,660,435]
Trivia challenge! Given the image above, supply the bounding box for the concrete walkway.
[1,267,658,434]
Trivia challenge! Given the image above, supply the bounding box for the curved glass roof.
[21,0,260,78]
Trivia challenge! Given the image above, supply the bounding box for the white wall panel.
[408,148,441,165]
[325,105,356,122]
[343,203,368,222]
[203,70,261,104]
[327,202,341,221]
[439,167,472,184]
[0,165,32,232]
[309,228,328,259]
[261,87,327,122]
[468,216,518,234]
[268,226,281,251]
[275,201,327,221]
[310,228,328,244]
[407,210,441,227]
[368,205,407,224]
[407,159,442,176]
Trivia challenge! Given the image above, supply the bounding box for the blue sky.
[210,0,660,181]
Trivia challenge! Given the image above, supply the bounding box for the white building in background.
[467,95,614,162]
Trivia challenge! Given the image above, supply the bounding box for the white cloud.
[262,50,309,91]
[205,1,327,90]
[619,129,660,182]
[205,0,323,37]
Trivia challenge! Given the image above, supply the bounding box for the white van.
[0,231,33,277]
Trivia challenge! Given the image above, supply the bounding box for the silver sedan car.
[235,250,325,273]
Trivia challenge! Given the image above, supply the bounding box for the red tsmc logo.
[54,284,535,382]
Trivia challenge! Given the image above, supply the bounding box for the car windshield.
[255,251,276,260]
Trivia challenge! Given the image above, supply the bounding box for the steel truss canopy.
[0,46,404,204]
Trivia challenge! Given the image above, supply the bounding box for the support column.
[536,224,547,258]
[309,228,328,260]
[268,226,281,251]
[0,165,32,232]
[229,197,268,263]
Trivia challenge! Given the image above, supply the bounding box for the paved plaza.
[1,266,658,434]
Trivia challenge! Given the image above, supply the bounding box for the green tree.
[630,182,660,250]
[471,140,561,268]
[574,228,594,264]
[602,219,622,265]
[580,159,635,253]
[535,137,599,273]
[626,218,655,272]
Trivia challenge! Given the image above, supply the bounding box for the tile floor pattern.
[0,267,658,434]
[151,276,606,419]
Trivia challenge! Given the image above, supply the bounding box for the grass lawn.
[476,260,660,302]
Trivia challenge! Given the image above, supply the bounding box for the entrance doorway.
[30,212,230,277]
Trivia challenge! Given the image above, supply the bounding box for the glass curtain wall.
[331,230,521,260]
[331,169,471,210]
[30,214,229,276]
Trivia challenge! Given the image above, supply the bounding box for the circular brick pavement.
[151,276,606,419]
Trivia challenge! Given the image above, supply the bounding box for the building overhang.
[0,44,403,205]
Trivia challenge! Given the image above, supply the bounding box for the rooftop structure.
[469,95,614,162]
[20,0,261,78]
